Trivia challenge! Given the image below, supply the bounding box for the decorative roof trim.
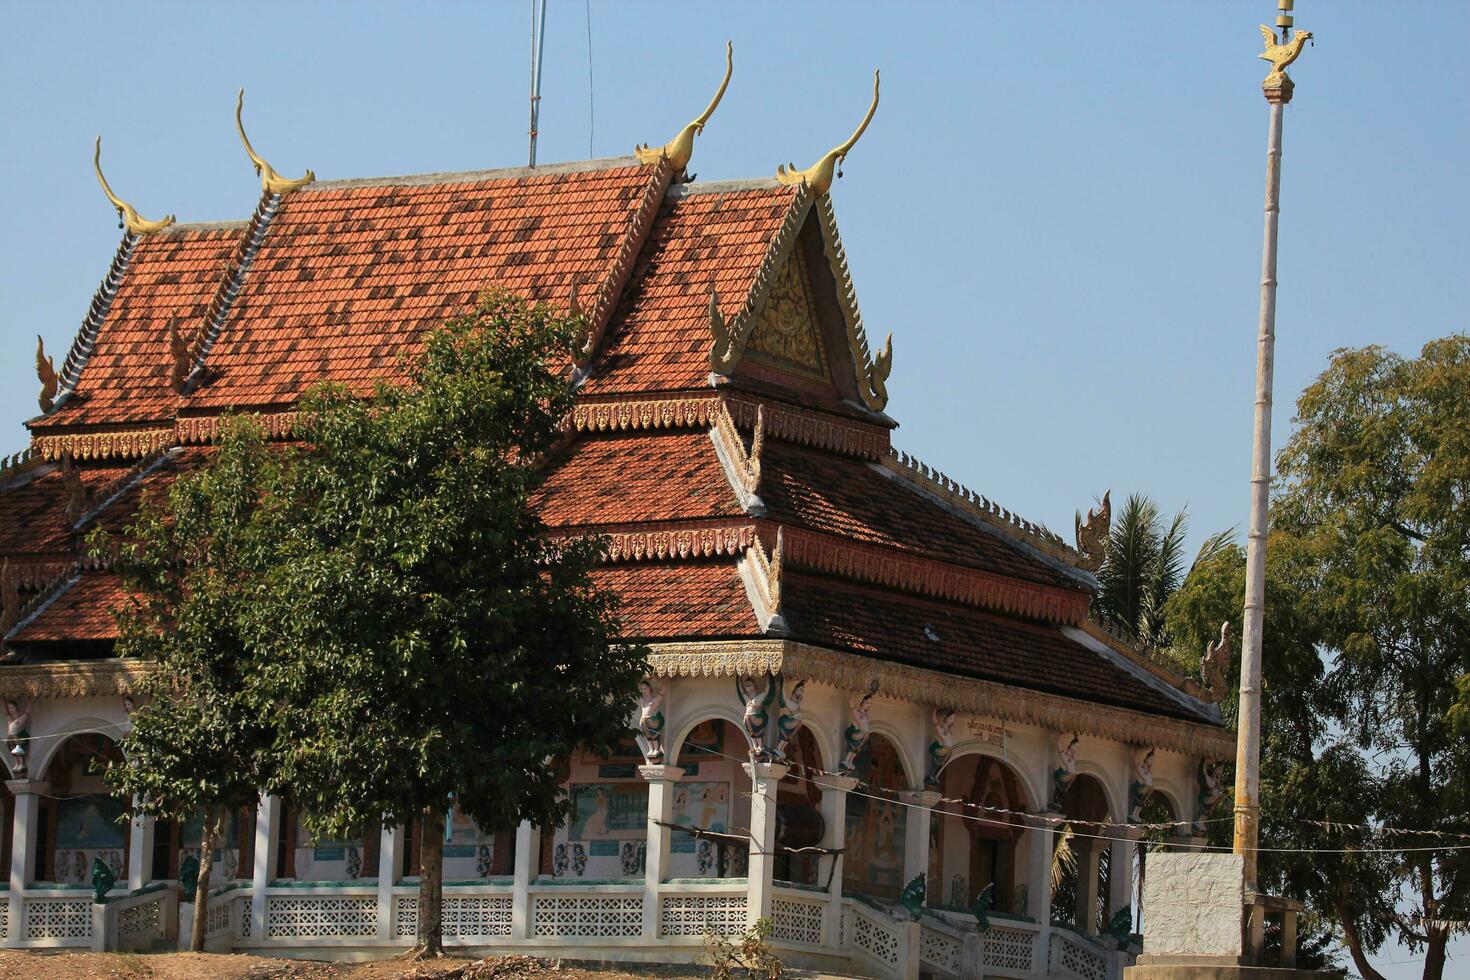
[1064,623,1219,723]
[33,429,174,462]
[186,191,282,387]
[812,196,891,411]
[740,529,785,635]
[646,639,1233,757]
[708,186,813,374]
[634,41,732,173]
[1081,615,1224,707]
[569,395,719,434]
[305,156,643,191]
[0,560,73,592]
[881,448,1093,578]
[0,659,152,700]
[0,447,42,488]
[73,449,177,530]
[779,527,1088,624]
[548,523,756,562]
[42,233,140,414]
[175,411,297,445]
[2,567,80,644]
[712,402,761,496]
[573,157,675,371]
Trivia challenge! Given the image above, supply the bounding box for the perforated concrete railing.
[659,891,747,938]
[770,888,825,946]
[530,891,643,939]
[22,893,93,945]
[204,895,233,942]
[1050,928,1112,980]
[265,893,378,939]
[114,889,170,950]
[919,917,964,977]
[847,902,903,973]
[0,900,9,938]
[983,921,1042,977]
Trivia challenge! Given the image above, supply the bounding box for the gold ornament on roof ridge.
[1258,24,1311,90]
[776,70,879,197]
[93,137,176,236]
[236,89,315,195]
[35,336,59,413]
[635,41,733,171]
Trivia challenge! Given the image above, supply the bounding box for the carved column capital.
[638,764,686,784]
[900,789,942,808]
[5,779,49,796]
[814,774,859,794]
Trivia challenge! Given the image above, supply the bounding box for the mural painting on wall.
[55,794,126,885]
[565,783,648,874]
[446,806,501,878]
[670,782,731,854]
[181,810,243,880]
[843,737,907,901]
[294,814,366,880]
[675,719,725,775]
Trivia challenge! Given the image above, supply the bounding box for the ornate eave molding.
[569,395,719,435]
[0,660,152,700]
[550,523,756,562]
[1,561,73,592]
[1080,616,1205,700]
[812,196,891,412]
[779,527,1087,624]
[574,157,675,370]
[33,429,174,463]
[709,187,813,374]
[646,639,1234,758]
[711,402,761,496]
[176,411,297,445]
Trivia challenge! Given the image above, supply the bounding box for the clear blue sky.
[1,3,1465,975]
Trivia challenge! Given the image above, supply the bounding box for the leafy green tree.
[249,290,648,955]
[1166,337,1470,980]
[1093,492,1231,649]
[95,418,287,950]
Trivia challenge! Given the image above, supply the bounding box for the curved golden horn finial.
[93,137,175,236]
[634,41,733,172]
[236,88,315,195]
[776,69,880,197]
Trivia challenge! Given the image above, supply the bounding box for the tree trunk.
[190,807,223,952]
[1421,924,1447,980]
[417,806,445,956]
[1335,896,1388,980]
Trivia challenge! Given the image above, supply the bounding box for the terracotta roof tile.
[9,572,129,642]
[781,572,1205,722]
[534,431,740,528]
[592,560,756,641]
[760,440,1081,592]
[0,462,134,559]
[34,228,243,429]
[188,166,656,410]
[582,186,797,395]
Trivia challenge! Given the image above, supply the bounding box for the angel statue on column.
[635,677,668,764]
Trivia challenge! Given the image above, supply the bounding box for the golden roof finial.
[93,137,176,235]
[35,335,58,412]
[776,70,880,196]
[635,41,733,172]
[236,89,315,195]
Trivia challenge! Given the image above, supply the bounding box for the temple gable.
[744,249,830,380]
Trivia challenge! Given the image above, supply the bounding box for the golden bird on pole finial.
[776,70,880,197]
[236,89,315,195]
[1258,24,1312,88]
[635,42,733,172]
[93,137,176,235]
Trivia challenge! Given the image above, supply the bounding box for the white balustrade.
[659,890,747,938]
[19,892,93,946]
[769,886,825,947]
[529,888,643,939]
[1050,928,1112,980]
[919,917,964,977]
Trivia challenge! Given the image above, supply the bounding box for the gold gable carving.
[745,249,828,378]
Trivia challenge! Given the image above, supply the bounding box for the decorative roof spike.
[61,454,88,525]
[635,41,733,172]
[166,319,190,393]
[93,137,175,235]
[1075,490,1111,573]
[776,69,880,196]
[750,404,765,481]
[36,335,59,413]
[567,280,592,363]
[708,284,736,372]
[235,89,315,195]
[769,526,784,616]
[866,331,893,407]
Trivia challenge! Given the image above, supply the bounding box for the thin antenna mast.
[528,0,549,167]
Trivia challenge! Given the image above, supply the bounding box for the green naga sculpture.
[179,854,201,900]
[899,873,927,921]
[971,881,996,932]
[90,858,117,904]
[1106,905,1134,947]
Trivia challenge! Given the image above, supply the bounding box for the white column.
[639,764,683,938]
[1028,820,1055,969]
[126,795,155,892]
[818,775,857,947]
[376,822,403,941]
[1075,842,1101,934]
[510,820,538,939]
[743,762,788,926]
[900,790,940,893]
[1107,830,1137,932]
[6,779,47,944]
[249,793,281,942]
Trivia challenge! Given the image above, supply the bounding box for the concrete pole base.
[1126,957,1333,980]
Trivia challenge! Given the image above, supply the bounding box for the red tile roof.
[760,440,1082,593]
[34,227,244,430]
[779,572,1206,722]
[186,165,657,411]
[582,185,797,395]
[591,560,756,640]
[9,572,130,642]
[0,463,134,558]
[534,431,741,528]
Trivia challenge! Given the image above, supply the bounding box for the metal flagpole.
[1233,0,1311,891]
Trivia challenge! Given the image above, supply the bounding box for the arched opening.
[668,719,749,879]
[930,753,1032,915]
[774,725,824,886]
[842,733,907,902]
[1132,792,1178,934]
[36,732,127,885]
[1051,773,1111,933]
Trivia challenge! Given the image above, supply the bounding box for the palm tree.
[1093,493,1232,649]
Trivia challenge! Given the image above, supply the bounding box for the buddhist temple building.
[0,69,1233,979]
